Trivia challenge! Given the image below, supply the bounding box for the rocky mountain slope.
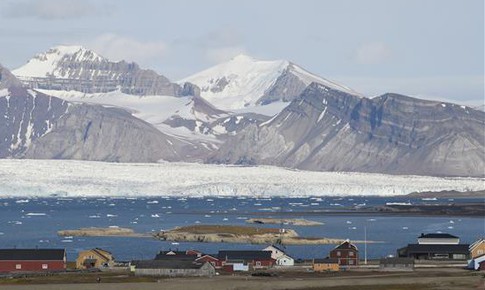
[12,45,195,96]
[211,83,485,177]
[0,68,210,162]
[179,54,362,110]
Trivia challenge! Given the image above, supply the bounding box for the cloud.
[84,34,167,66]
[205,46,247,63]
[355,42,393,65]
[2,0,106,20]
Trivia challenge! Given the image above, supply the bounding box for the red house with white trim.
[0,249,66,273]
[329,240,359,267]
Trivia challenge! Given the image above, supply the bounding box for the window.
[42,264,48,270]
[349,252,354,257]
[15,264,21,270]
[336,251,341,257]
[349,260,354,265]
[478,250,484,255]
[255,261,261,266]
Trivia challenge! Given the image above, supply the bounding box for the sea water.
[0,197,483,261]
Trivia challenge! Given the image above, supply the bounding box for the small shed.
[468,253,485,270]
[379,257,414,271]
[313,258,339,272]
[131,260,215,277]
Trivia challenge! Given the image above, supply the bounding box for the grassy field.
[170,224,281,235]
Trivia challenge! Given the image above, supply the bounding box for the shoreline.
[58,225,379,245]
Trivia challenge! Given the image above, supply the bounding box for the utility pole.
[364,225,367,265]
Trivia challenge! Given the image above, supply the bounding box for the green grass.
[172,225,280,235]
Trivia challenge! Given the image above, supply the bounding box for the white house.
[468,254,485,270]
[276,254,294,266]
[263,245,294,266]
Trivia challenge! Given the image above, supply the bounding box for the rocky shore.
[57,227,150,238]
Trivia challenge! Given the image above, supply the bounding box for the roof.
[195,254,219,262]
[91,248,112,261]
[418,233,459,239]
[379,258,414,265]
[218,251,272,260]
[131,260,207,270]
[314,258,338,264]
[266,244,286,253]
[332,241,358,251]
[405,244,469,254]
[0,249,65,261]
[470,238,485,251]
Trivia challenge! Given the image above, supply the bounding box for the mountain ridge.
[12,45,194,97]
[211,83,485,177]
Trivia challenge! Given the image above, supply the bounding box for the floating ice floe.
[26,212,47,216]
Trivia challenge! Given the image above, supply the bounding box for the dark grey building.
[130,260,215,277]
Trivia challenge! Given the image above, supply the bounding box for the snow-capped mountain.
[179,54,362,110]
[13,45,192,96]
[11,47,272,151]
[212,83,485,177]
[0,65,212,162]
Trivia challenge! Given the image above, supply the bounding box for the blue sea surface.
[0,197,483,261]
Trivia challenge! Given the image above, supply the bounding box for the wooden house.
[329,240,359,266]
[76,248,114,269]
[312,258,339,272]
[0,249,66,273]
[469,238,485,258]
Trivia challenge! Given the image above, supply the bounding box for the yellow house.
[470,239,485,259]
[76,248,115,269]
[313,258,339,272]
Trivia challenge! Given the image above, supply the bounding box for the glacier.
[0,159,482,197]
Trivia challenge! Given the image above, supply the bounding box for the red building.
[329,240,359,266]
[217,251,275,270]
[195,254,220,268]
[0,249,66,273]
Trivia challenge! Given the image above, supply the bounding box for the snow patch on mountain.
[0,159,482,197]
[180,54,289,110]
[37,89,224,142]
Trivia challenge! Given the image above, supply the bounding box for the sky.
[0,0,483,106]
